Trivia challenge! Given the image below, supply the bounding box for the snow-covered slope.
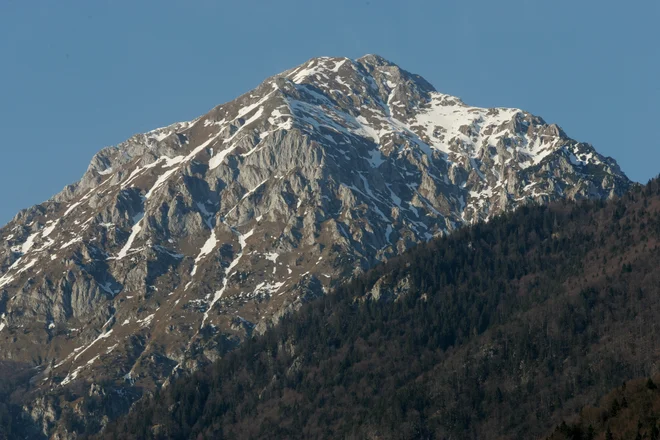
[0,54,629,436]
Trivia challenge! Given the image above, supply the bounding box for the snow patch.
[253,281,286,297]
[137,314,154,327]
[73,329,114,362]
[60,237,83,250]
[41,222,58,238]
[114,212,144,260]
[190,230,218,278]
[209,107,266,169]
[367,149,385,168]
[201,228,254,329]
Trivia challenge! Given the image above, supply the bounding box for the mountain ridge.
[0,54,631,437]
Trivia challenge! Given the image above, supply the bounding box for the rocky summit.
[0,55,630,435]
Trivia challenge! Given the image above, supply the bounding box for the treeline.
[92,177,660,439]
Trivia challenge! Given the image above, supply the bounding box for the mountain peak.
[357,53,395,67]
[0,55,631,435]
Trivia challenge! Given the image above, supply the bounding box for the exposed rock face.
[0,54,630,436]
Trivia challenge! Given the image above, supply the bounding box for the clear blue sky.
[1,1,658,226]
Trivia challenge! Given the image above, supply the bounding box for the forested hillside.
[87,177,660,439]
[0,362,36,440]
[548,374,660,440]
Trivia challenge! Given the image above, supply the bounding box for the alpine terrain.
[0,55,630,436]
[98,177,660,440]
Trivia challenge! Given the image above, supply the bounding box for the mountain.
[0,55,630,436]
[92,177,660,440]
[96,178,660,440]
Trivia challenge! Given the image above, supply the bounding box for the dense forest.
[0,361,35,440]
[83,176,660,439]
[547,374,660,440]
